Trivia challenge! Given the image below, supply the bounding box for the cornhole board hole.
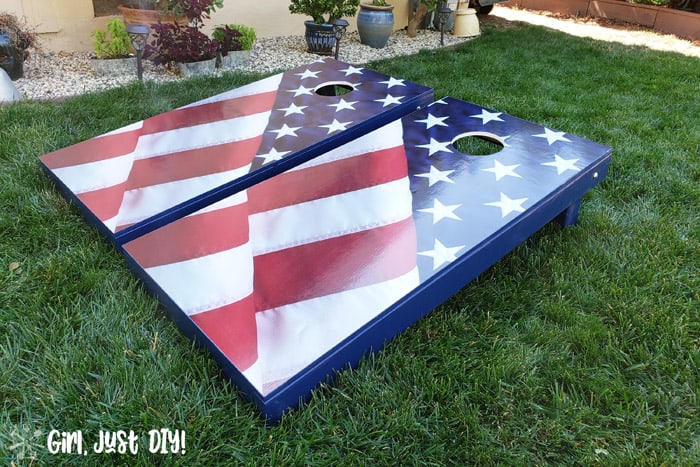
[39,63,612,422]
[38,59,433,244]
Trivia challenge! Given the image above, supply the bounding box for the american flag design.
[39,62,611,411]
[38,59,432,241]
[125,97,609,396]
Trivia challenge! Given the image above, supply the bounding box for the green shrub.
[212,24,256,52]
[92,18,132,59]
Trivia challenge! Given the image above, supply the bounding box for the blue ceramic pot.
[357,4,394,49]
[304,21,335,56]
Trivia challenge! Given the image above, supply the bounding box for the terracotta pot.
[117,4,187,30]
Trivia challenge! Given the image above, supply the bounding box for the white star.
[414,165,455,186]
[341,65,363,76]
[418,238,465,270]
[417,137,452,156]
[415,114,449,129]
[418,199,462,224]
[482,160,521,181]
[484,192,528,218]
[428,99,448,106]
[379,77,406,88]
[328,98,357,112]
[374,94,403,107]
[287,85,314,97]
[533,127,572,145]
[278,103,307,116]
[270,123,301,139]
[470,109,504,125]
[541,154,580,175]
[256,147,290,164]
[319,119,351,134]
[295,69,320,79]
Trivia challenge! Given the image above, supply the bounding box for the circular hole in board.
[314,81,355,97]
[452,132,505,157]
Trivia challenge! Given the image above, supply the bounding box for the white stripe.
[145,242,255,316]
[51,153,134,194]
[248,177,413,255]
[291,119,405,172]
[115,166,251,227]
[246,267,421,394]
[133,111,272,160]
[179,73,283,108]
[192,190,249,216]
[104,120,143,136]
[103,187,249,232]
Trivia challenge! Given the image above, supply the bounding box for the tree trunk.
[407,2,429,38]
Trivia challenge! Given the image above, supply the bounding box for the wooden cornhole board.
[39,60,611,422]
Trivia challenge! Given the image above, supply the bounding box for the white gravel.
[14,6,699,102]
[14,29,470,101]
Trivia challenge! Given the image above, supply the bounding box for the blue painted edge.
[38,162,119,247]
[114,90,434,245]
[259,151,612,423]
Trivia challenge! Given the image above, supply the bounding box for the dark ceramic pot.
[304,21,336,55]
[0,32,22,81]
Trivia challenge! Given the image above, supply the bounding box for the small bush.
[92,19,132,59]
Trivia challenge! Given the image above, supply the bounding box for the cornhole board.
[39,63,612,422]
[38,59,434,244]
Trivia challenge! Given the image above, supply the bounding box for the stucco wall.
[3,0,410,53]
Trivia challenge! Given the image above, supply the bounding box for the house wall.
[3,0,411,53]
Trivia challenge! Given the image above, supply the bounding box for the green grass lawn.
[1,20,699,465]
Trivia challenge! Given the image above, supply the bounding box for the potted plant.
[289,0,360,55]
[357,0,394,48]
[91,18,136,76]
[145,0,223,76]
[0,12,39,81]
[213,24,256,69]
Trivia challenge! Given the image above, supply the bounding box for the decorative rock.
[0,68,22,103]
[90,56,138,76]
[219,50,252,69]
[178,57,217,77]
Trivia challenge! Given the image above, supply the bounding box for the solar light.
[438,7,452,46]
[126,24,150,81]
[332,19,349,61]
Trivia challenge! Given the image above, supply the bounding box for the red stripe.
[141,91,278,134]
[123,202,250,268]
[39,91,276,170]
[40,130,140,169]
[190,294,258,372]
[76,181,128,222]
[125,136,262,190]
[253,217,417,311]
[247,145,409,214]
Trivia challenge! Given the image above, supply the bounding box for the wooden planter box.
[655,6,700,39]
[511,0,590,16]
[508,0,700,41]
[589,0,659,27]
